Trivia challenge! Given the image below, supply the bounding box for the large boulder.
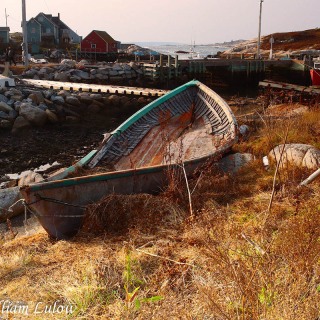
[71,70,90,80]
[0,101,13,113]
[11,116,31,134]
[65,95,81,106]
[0,120,12,129]
[19,103,47,126]
[218,153,254,173]
[0,187,24,221]
[28,91,45,104]
[0,94,8,104]
[54,72,70,82]
[45,109,59,123]
[18,171,43,186]
[268,144,320,170]
[51,95,65,105]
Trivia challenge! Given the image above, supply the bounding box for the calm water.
[145,44,229,59]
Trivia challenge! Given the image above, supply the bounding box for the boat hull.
[310,69,320,86]
[21,154,227,239]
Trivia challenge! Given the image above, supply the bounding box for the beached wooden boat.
[21,80,238,239]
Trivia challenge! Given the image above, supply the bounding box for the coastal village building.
[80,30,118,53]
[0,27,10,44]
[26,12,81,53]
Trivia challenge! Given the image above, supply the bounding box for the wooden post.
[175,55,178,77]
[2,62,10,77]
[159,54,163,82]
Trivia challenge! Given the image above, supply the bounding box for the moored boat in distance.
[21,80,238,240]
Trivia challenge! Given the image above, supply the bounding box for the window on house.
[38,16,43,22]
[91,44,96,49]
[46,28,51,34]
[31,28,36,34]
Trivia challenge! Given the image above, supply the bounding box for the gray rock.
[90,93,103,101]
[268,144,320,170]
[0,187,24,221]
[38,103,48,111]
[0,120,12,128]
[109,70,119,76]
[63,107,80,118]
[87,104,100,114]
[57,90,71,98]
[0,111,10,119]
[6,99,15,107]
[65,116,80,123]
[0,94,8,104]
[46,109,59,123]
[108,95,120,105]
[0,101,13,113]
[218,153,254,173]
[18,171,43,186]
[120,96,130,105]
[95,74,109,80]
[54,72,70,82]
[11,95,23,101]
[11,116,31,134]
[24,69,38,77]
[69,76,82,82]
[79,95,93,104]
[8,109,18,119]
[137,97,147,105]
[65,95,80,106]
[43,90,54,99]
[72,70,90,80]
[28,91,44,104]
[19,103,47,126]
[14,101,22,112]
[51,95,65,105]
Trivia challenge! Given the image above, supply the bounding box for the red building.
[80,30,118,53]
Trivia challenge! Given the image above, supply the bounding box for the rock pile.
[0,86,151,133]
[21,62,144,83]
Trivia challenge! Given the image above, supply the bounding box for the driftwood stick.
[267,127,289,214]
[136,248,195,267]
[300,168,320,186]
[181,163,194,218]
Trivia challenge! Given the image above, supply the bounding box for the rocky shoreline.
[21,60,145,83]
[0,80,154,183]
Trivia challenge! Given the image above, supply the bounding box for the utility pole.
[257,0,264,59]
[22,0,29,66]
[5,8,8,27]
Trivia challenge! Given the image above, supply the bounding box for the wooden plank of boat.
[20,79,169,97]
[20,80,238,240]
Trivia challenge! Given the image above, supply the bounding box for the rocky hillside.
[223,28,320,57]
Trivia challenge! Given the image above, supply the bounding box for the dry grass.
[1,104,320,319]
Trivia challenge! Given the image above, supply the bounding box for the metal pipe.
[22,0,29,66]
[257,0,264,59]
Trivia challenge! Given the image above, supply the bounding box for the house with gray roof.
[27,12,81,53]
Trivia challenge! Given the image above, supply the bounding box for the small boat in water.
[310,59,320,86]
[21,80,238,239]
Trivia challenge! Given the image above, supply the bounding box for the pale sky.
[1,0,319,44]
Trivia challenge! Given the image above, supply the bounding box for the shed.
[80,30,118,53]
